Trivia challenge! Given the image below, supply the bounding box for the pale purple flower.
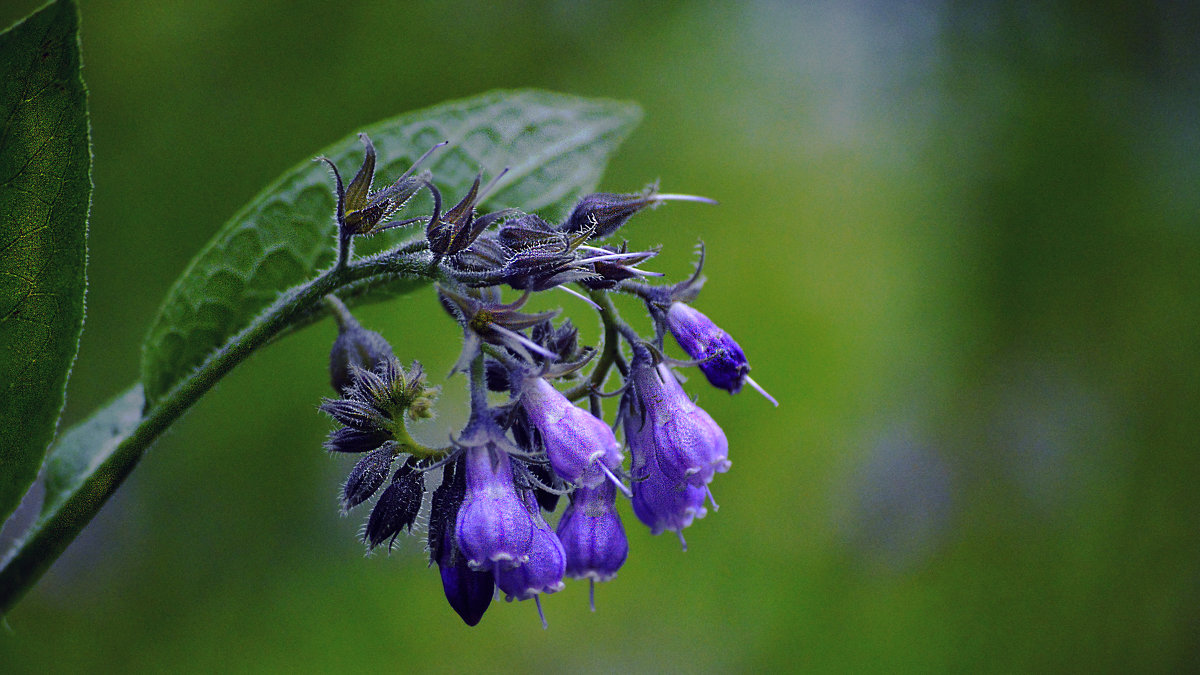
[630,361,730,487]
[520,377,623,488]
[557,480,628,583]
[455,442,534,570]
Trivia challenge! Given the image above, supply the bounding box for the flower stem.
[0,245,439,616]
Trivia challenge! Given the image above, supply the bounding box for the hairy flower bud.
[342,445,395,512]
[520,378,622,488]
[557,481,628,582]
[629,361,730,487]
[364,459,424,551]
[455,443,534,570]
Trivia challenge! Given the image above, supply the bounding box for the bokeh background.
[2,0,1199,671]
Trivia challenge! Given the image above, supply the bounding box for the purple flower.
[556,480,628,583]
[455,442,534,570]
[630,361,730,487]
[494,493,566,602]
[520,377,622,488]
[628,430,709,539]
[666,302,750,393]
[430,456,495,626]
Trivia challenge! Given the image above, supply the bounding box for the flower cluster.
[317,135,774,627]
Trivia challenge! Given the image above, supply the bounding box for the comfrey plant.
[0,0,772,625]
[315,137,777,626]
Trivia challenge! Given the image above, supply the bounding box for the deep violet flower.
[557,480,628,589]
[665,301,777,406]
[454,437,534,571]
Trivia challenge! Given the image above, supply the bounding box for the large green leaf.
[0,0,90,524]
[140,89,642,406]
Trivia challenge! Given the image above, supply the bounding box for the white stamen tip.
[600,463,633,498]
[558,285,601,310]
[706,486,720,511]
[744,376,778,407]
[677,531,689,551]
[655,193,719,205]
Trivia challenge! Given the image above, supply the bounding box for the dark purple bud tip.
[666,302,777,405]
[440,557,495,626]
[342,445,395,511]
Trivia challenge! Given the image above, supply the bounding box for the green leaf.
[39,384,144,520]
[0,0,91,524]
[140,89,641,406]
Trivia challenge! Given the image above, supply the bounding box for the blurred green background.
[2,0,1199,671]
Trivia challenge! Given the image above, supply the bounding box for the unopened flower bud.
[342,445,395,512]
[364,459,424,551]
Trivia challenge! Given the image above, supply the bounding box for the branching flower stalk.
[312,135,777,627]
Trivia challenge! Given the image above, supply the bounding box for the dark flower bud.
[439,552,495,627]
[319,135,443,239]
[561,187,716,239]
[426,171,517,258]
[364,459,425,551]
[427,456,466,566]
[323,427,391,454]
[484,359,510,392]
[326,296,395,394]
[342,445,395,512]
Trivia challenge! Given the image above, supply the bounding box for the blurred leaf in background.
[1,0,1198,672]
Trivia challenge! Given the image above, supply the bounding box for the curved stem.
[0,248,440,616]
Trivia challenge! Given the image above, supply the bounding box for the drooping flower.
[494,492,566,603]
[666,301,750,394]
[557,480,628,584]
[628,358,730,487]
[454,424,535,570]
[519,377,622,488]
[429,456,495,627]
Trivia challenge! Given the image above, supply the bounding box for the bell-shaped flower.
[428,455,497,626]
[556,480,628,583]
[494,492,566,603]
[627,429,709,540]
[629,359,730,487]
[520,377,622,488]
[454,435,534,570]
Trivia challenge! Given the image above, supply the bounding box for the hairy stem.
[0,244,439,615]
